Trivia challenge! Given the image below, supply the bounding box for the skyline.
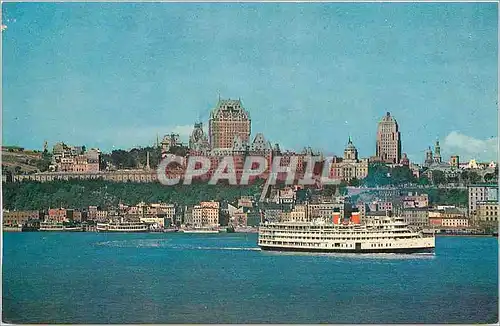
[2,2,498,163]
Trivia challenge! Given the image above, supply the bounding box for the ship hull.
[259,245,435,254]
[180,230,219,234]
[96,229,148,233]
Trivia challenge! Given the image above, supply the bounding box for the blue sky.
[2,2,498,163]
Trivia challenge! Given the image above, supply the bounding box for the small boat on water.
[234,226,259,233]
[3,225,22,232]
[179,226,220,234]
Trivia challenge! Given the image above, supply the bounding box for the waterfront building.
[95,210,109,222]
[151,203,176,221]
[375,112,401,164]
[47,208,67,222]
[328,137,369,182]
[468,184,498,218]
[475,201,499,225]
[189,201,220,228]
[2,210,40,226]
[428,207,468,228]
[87,206,98,220]
[209,98,251,150]
[230,207,248,226]
[401,208,430,227]
[66,209,82,222]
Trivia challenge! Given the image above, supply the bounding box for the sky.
[2,2,498,164]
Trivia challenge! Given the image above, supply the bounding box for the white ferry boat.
[39,222,64,231]
[39,222,83,232]
[258,212,435,254]
[96,220,149,232]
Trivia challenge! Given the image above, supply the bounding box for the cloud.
[443,131,498,162]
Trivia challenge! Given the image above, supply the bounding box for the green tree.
[431,170,446,185]
[484,172,498,183]
[418,175,430,186]
[468,171,481,184]
[362,163,390,187]
[348,177,361,186]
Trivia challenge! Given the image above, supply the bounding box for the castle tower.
[209,98,251,149]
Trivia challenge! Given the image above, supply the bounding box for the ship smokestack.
[332,212,341,225]
[351,211,360,224]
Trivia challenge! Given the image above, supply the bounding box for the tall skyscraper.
[376,112,401,164]
[209,98,251,149]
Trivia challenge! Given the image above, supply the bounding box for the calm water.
[2,232,498,324]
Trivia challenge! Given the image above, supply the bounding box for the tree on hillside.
[431,170,446,185]
[348,177,361,187]
[468,171,482,184]
[461,171,469,185]
[110,150,136,169]
[418,175,430,186]
[484,172,498,183]
[362,163,391,187]
[390,166,416,185]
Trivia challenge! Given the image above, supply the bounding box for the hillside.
[2,179,266,211]
[2,149,46,173]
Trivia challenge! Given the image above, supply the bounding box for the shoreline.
[436,234,498,238]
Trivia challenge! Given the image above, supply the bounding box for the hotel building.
[375,112,401,164]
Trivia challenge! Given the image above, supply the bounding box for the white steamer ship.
[39,221,83,232]
[258,211,435,254]
[96,219,149,232]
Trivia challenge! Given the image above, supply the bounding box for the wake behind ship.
[258,211,435,254]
